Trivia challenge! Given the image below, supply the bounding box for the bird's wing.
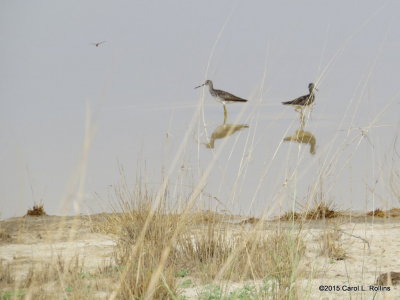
[91,41,106,46]
[282,94,308,105]
[217,90,248,102]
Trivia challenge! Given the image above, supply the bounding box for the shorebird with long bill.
[195,80,248,116]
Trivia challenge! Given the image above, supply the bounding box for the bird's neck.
[207,82,214,92]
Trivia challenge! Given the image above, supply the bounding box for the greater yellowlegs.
[195,80,248,116]
[91,41,106,47]
[282,83,317,107]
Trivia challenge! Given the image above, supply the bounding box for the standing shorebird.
[195,80,248,116]
[282,83,318,108]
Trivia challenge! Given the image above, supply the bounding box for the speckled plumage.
[195,80,248,104]
[282,83,317,106]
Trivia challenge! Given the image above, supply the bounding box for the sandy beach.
[1,212,400,299]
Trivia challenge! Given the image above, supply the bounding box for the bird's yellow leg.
[300,109,306,129]
[223,105,227,124]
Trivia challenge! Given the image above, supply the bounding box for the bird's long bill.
[194,83,205,89]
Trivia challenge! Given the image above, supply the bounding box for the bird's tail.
[281,100,293,105]
[283,136,294,142]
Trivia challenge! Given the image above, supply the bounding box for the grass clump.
[177,226,305,299]
[0,262,15,285]
[95,178,307,299]
[189,210,232,225]
[0,255,101,300]
[261,231,305,290]
[0,228,11,242]
[375,271,400,285]
[239,217,261,225]
[279,211,302,221]
[304,202,338,219]
[280,201,339,221]
[319,229,347,261]
[367,208,385,217]
[367,208,400,218]
[176,222,235,281]
[199,283,261,300]
[100,183,182,299]
[25,203,47,216]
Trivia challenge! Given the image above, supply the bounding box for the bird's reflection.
[283,110,317,155]
[291,106,313,129]
[283,129,316,154]
[205,110,249,149]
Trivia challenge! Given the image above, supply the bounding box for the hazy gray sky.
[1,0,399,218]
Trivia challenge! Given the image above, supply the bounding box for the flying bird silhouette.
[91,41,106,47]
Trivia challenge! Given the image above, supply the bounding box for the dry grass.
[91,181,308,299]
[5,178,381,299]
[367,208,385,217]
[319,229,347,261]
[386,208,400,217]
[0,261,14,285]
[304,202,339,219]
[280,201,340,221]
[367,208,400,218]
[239,217,261,224]
[1,174,351,299]
[279,211,303,221]
[176,222,237,282]
[189,210,233,224]
[25,203,47,216]
[174,223,305,300]
[101,193,233,297]
[375,272,400,285]
[264,231,306,283]
[97,183,183,299]
[0,227,11,242]
[0,255,105,300]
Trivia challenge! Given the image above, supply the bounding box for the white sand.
[1,214,400,299]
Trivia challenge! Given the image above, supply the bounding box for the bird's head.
[308,83,318,92]
[195,80,212,89]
